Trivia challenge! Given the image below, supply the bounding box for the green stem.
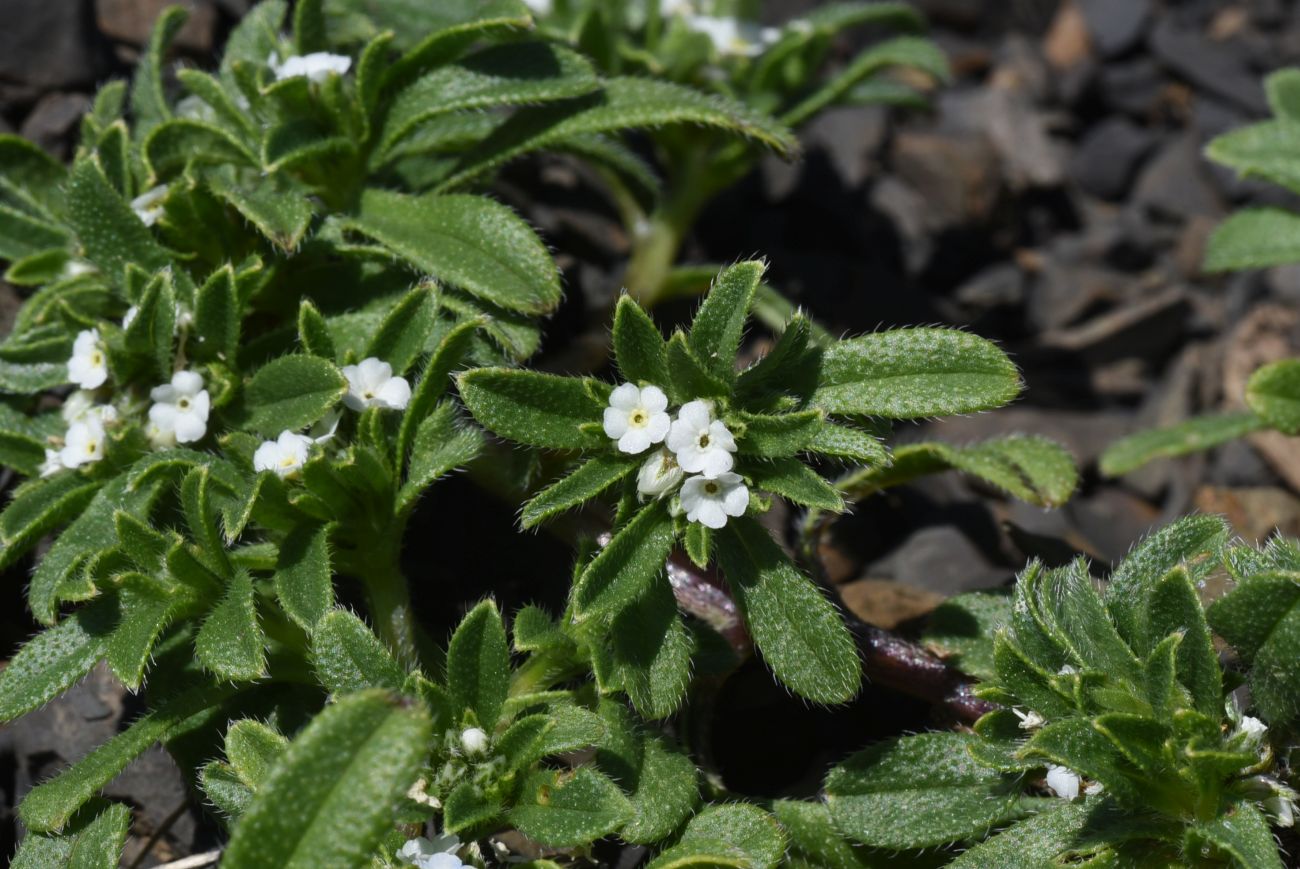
[360,550,420,670]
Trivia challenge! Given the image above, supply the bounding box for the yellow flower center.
[629,409,648,427]
[704,481,719,495]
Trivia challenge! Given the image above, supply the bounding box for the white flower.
[269,51,352,83]
[682,16,781,57]
[680,472,748,529]
[342,358,411,412]
[39,448,65,477]
[67,329,108,389]
[253,431,313,478]
[1012,708,1044,730]
[603,383,670,454]
[522,0,552,13]
[397,835,466,869]
[460,727,489,756]
[310,409,342,443]
[61,260,95,279]
[146,419,176,450]
[148,371,210,444]
[61,390,96,424]
[60,417,108,469]
[1245,775,1297,828]
[1238,715,1268,742]
[637,447,684,498]
[131,185,167,227]
[1045,765,1080,800]
[666,400,735,477]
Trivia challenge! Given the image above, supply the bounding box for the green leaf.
[1245,358,1300,434]
[747,457,843,511]
[13,801,132,869]
[732,409,823,458]
[607,579,695,719]
[275,522,334,631]
[439,76,798,190]
[1207,571,1300,726]
[313,609,406,694]
[509,768,633,848]
[948,801,1092,869]
[447,600,510,728]
[1183,800,1284,869]
[226,719,289,788]
[292,0,325,52]
[596,702,698,844]
[206,169,314,252]
[0,333,77,394]
[666,331,729,401]
[201,762,253,819]
[0,475,101,570]
[130,5,187,136]
[242,355,347,436]
[144,119,258,178]
[66,157,172,286]
[366,286,437,375]
[1100,410,1267,476]
[196,571,267,681]
[684,521,710,569]
[773,799,879,869]
[1207,120,1300,196]
[716,517,860,704]
[0,599,114,723]
[297,299,335,359]
[1018,719,1144,807]
[1105,516,1228,655]
[0,134,67,212]
[783,35,949,128]
[612,295,670,387]
[107,574,185,689]
[1266,68,1300,120]
[573,502,675,621]
[825,733,1022,849]
[123,267,177,380]
[922,589,1012,681]
[1205,208,1300,271]
[220,690,432,869]
[398,400,483,512]
[379,42,599,156]
[812,328,1021,419]
[397,317,479,461]
[345,189,561,315]
[20,685,231,832]
[379,1,533,89]
[457,367,604,450]
[443,782,500,834]
[193,265,240,363]
[521,454,636,529]
[647,803,786,869]
[688,261,763,383]
[1147,567,1221,717]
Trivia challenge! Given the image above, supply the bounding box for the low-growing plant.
[1101,68,1300,477]
[524,0,949,307]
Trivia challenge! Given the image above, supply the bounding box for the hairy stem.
[361,554,420,670]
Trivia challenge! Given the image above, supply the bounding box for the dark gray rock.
[1028,258,1128,331]
[18,92,92,161]
[801,106,888,190]
[954,262,1024,309]
[1070,118,1157,200]
[1133,135,1223,221]
[1096,57,1167,117]
[1079,0,1151,57]
[1208,440,1278,488]
[1150,18,1268,115]
[0,0,115,90]
[868,525,1006,596]
[890,130,1001,228]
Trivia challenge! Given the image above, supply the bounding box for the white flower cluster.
[267,51,352,83]
[397,834,468,869]
[662,0,782,58]
[46,325,210,475]
[254,358,410,479]
[602,384,748,529]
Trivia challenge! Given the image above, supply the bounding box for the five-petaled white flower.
[460,727,489,756]
[1045,765,1081,800]
[680,472,748,529]
[268,51,352,83]
[637,447,685,498]
[682,16,781,57]
[603,383,671,454]
[131,185,168,227]
[397,834,466,869]
[666,400,736,477]
[67,329,108,389]
[342,358,411,411]
[61,416,109,469]
[149,371,211,444]
[253,431,313,478]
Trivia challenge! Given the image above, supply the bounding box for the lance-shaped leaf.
[447,600,510,729]
[521,454,637,529]
[66,158,171,287]
[242,355,347,436]
[1245,358,1300,434]
[221,690,432,869]
[595,702,698,844]
[508,767,633,848]
[947,801,1093,869]
[0,598,115,723]
[825,733,1024,849]
[1183,801,1285,869]
[647,803,786,869]
[313,609,406,694]
[437,76,799,190]
[19,685,233,832]
[0,332,76,393]
[1207,571,1300,726]
[196,571,267,681]
[783,36,949,127]
[11,800,132,869]
[0,134,67,211]
[1205,208,1300,272]
[193,265,240,363]
[1147,567,1221,717]
[1100,410,1267,476]
[606,578,695,720]
[366,285,437,376]
[398,400,483,512]
[397,318,478,461]
[457,367,605,451]
[379,42,599,156]
[573,502,675,622]
[747,457,843,512]
[716,517,860,704]
[922,589,1012,682]
[612,295,670,387]
[0,475,101,570]
[275,522,333,631]
[812,328,1021,418]
[380,0,532,87]
[206,169,314,252]
[345,190,561,316]
[1206,120,1300,196]
[731,410,823,458]
[144,119,259,178]
[688,261,763,383]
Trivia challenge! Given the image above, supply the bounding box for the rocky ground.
[5,0,1300,864]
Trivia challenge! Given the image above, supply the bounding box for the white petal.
[191,390,211,421]
[172,370,204,395]
[707,419,737,452]
[675,443,708,474]
[640,385,668,413]
[73,330,99,356]
[375,376,412,410]
[174,414,206,444]
[603,407,630,439]
[644,411,671,444]
[343,391,368,412]
[1045,765,1080,800]
[357,357,392,388]
[666,418,695,453]
[253,441,280,473]
[149,402,179,431]
[722,481,749,516]
[619,427,653,454]
[691,498,728,529]
[609,382,642,410]
[677,400,712,430]
[697,447,734,478]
